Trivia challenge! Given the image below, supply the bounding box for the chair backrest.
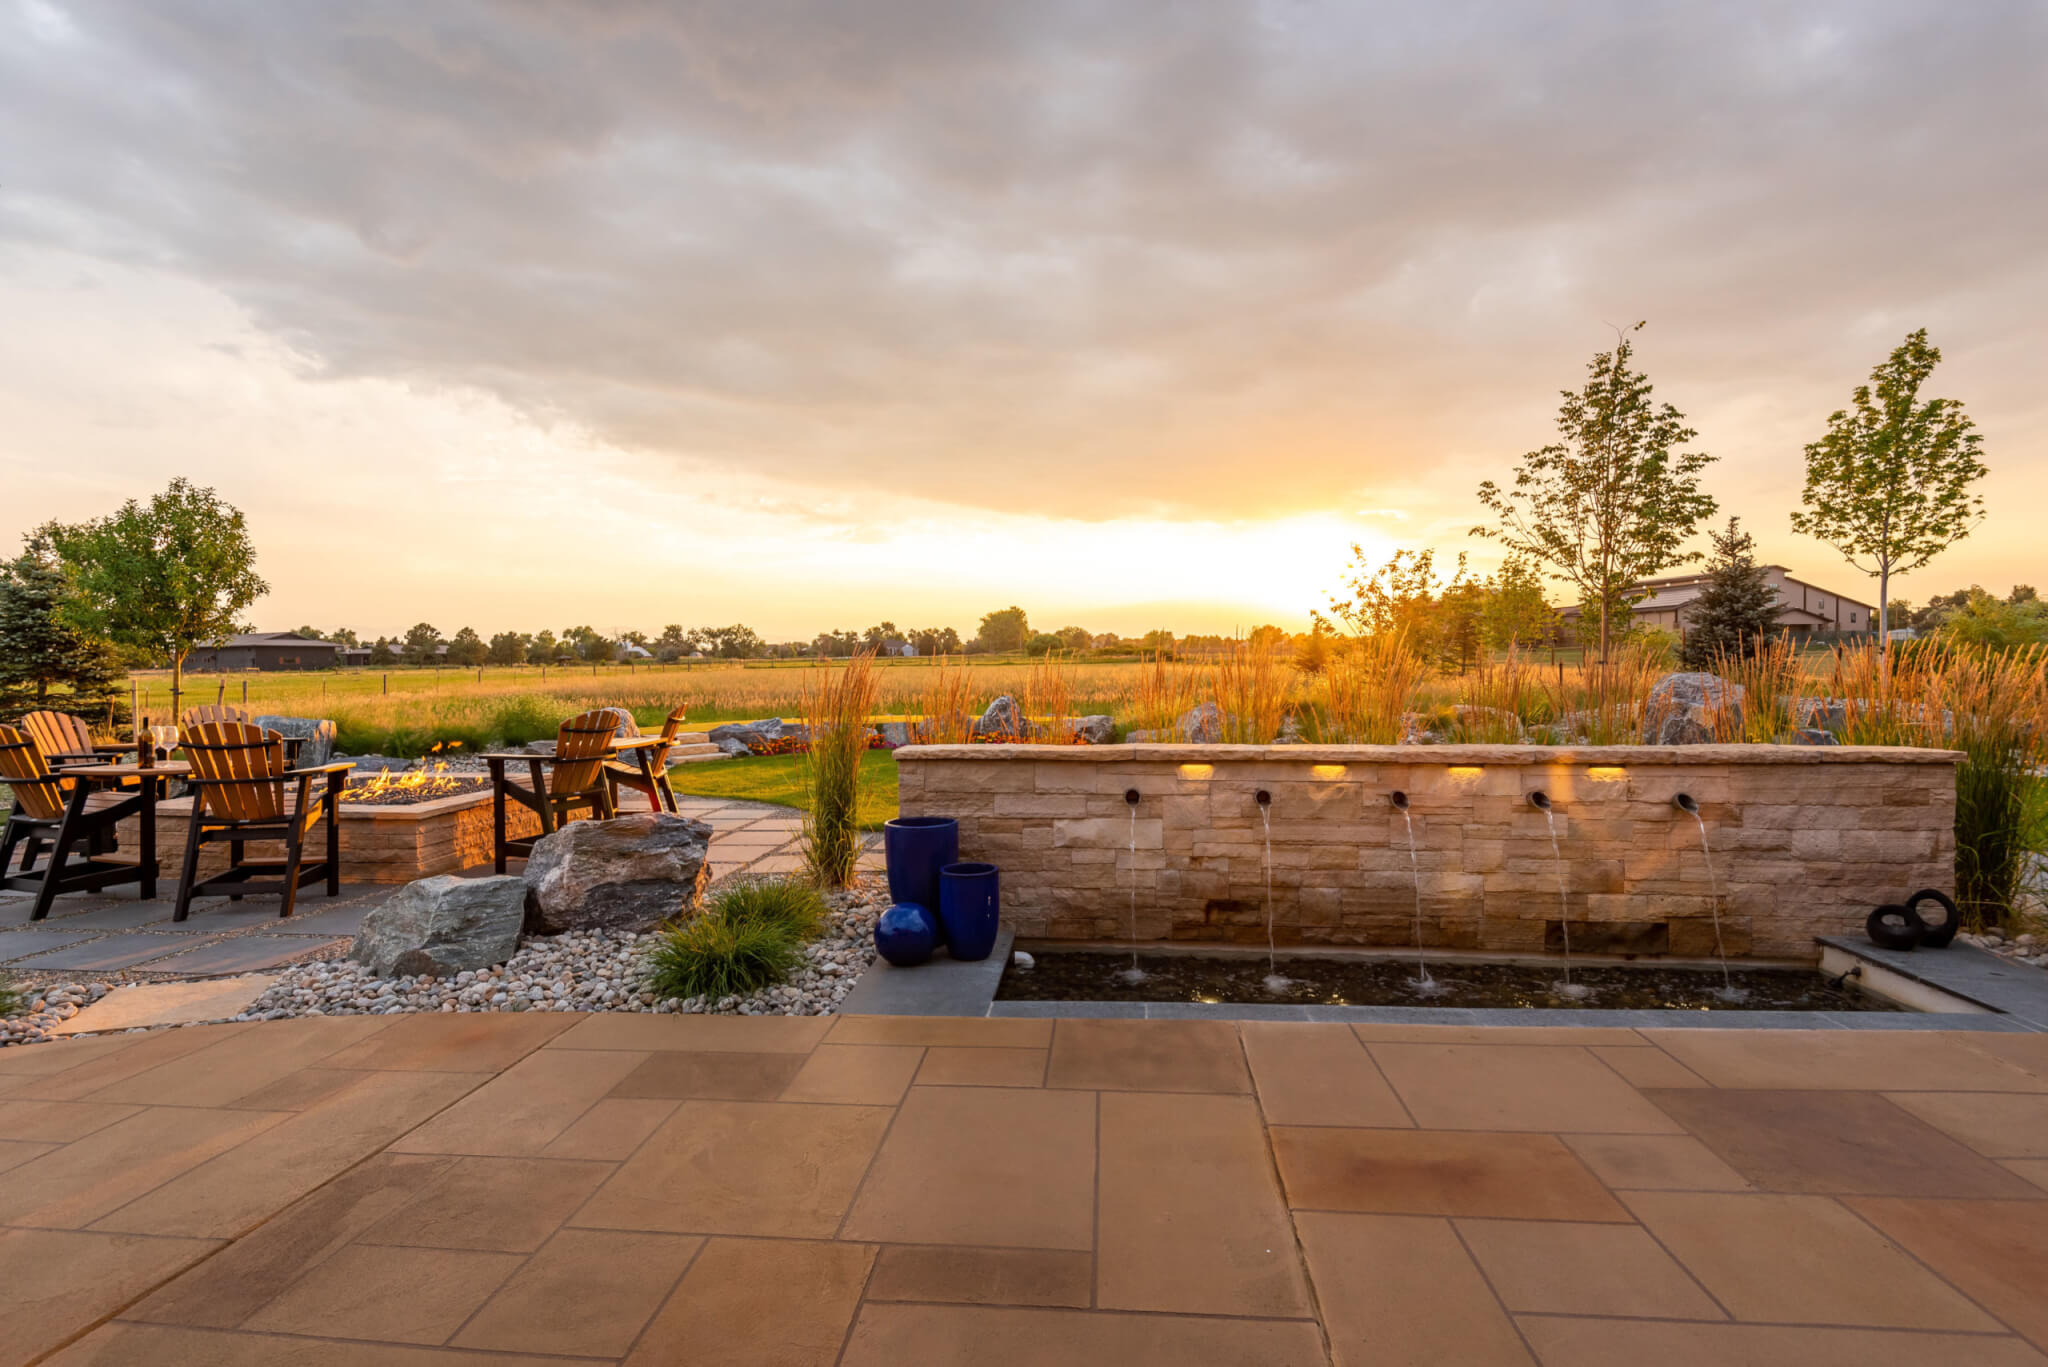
[19,711,96,761]
[181,704,250,730]
[183,721,288,822]
[551,709,621,797]
[0,724,69,820]
[647,706,687,766]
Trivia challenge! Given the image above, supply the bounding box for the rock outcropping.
[352,875,527,977]
[523,812,713,934]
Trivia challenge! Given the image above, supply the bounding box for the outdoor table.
[607,735,675,812]
[27,760,192,916]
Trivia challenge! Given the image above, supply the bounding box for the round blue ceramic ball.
[874,902,938,967]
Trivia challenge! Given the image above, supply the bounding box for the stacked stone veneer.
[117,792,543,885]
[893,743,1962,961]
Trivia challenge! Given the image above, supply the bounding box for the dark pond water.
[995,950,1899,1012]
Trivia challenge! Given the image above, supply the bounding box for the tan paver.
[453,1229,703,1357]
[1272,1127,1632,1221]
[576,1099,890,1237]
[0,1104,288,1228]
[1370,1041,1683,1132]
[1590,1042,1712,1088]
[321,1009,578,1072]
[1624,1190,2002,1330]
[839,1303,1328,1367]
[827,1014,1053,1048]
[915,1045,1048,1087]
[1352,1023,1646,1045]
[7,1023,253,1101]
[1458,1218,1725,1318]
[389,1046,646,1156]
[1296,1211,1534,1366]
[843,1086,1096,1249]
[0,1141,55,1174]
[626,1237,873,1367]
[1046,1018,1251,1093]
[48,1324,578,1366]
[0,1099,141,1143]
[2008,1160,2048,1194]
[357,1155,613,1252]
[1646,1029,2048,1092]
[52,976,277,1035]
[1240,1021,1412,1127]
[1645,1088,2043,1198]
[74,1015,388,1107]
[541,1097,680,1160]
[1884,1092,2048,1158]
[548,1011,833,1052]
[866,1245,1093,1308]
[1561,1133,1752,1191]
[1847,1197,2048,1350]
[1516,1316,2048,1367]
[242,1242,522,1343]
[779,1043,924,1104]
[607,1049,806,1100]
[0,1228,219,1364]
[1096,1090,1311,1316]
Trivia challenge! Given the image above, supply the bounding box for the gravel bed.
[1959,926,2048,969]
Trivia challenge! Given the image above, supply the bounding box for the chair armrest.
[478,751,542,762]
[284,762,356,777]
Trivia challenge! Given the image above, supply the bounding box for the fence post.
[383,674,388,695]
[241,679,248,706]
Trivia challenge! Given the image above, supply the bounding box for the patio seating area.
[1,1013,2045,1364]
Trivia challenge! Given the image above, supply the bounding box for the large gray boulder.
[707,718,806,756]
[523,812,713,934]
[1643,672,1744,745]
[352,875,526,977]
[254,715,338,769]
[1178,701,1226,743]
[1072,714,1116,745]
[974,696,1024,739]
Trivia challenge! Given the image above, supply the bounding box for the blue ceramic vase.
[874,902,938,967]
[938,862,1001,962]
[885,816,958,946]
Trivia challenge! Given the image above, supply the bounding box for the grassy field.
[665,752,900,829]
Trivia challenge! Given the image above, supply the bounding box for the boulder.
[706,718,807,756]
[523,812,713,934]
[352,875,526,977]
[1794,697,1848,733]
[1780,727,1840,746]
[1178,701,1225,744]
[1072,714,1116,745]
[877,721,916,748]
[974,695,1024,739]
[253,715,338,769]
[1642,672,1744,746]
[597,706,641,739]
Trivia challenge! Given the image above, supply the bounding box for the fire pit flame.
[343,760,485,806]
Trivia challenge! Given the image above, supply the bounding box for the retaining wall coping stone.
[895,742,1964,766]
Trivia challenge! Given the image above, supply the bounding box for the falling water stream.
[1399,805,1445,997]
[1686,807,1744,1001]
[1259,802,1291,994]
[1541,805,1591,1000]
[1118,802,1147,985]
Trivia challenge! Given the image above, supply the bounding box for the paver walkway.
[3,1016,2047,1364]
[0,797,878,982]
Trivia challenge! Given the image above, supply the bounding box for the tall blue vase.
[938,861,1001,962]
[885,816,958,944]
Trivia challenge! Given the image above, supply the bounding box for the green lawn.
[665,752,900,829]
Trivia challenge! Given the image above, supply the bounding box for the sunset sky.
[2,2,2043,641]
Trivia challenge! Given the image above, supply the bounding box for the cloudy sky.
[2,0,2042,640]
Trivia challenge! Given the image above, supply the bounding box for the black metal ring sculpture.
[1905,888,1961,949]
[1866,903,1923,951]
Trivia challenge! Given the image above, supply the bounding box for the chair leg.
[172,823,205,922]
[278,825,305,919]
[31,793,89,922]
[324,785,341,897]
[657,770,678,814]
[228,838,245,900]
[492,781,509,874]
[0,817,25,881]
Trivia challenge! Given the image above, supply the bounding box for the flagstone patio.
[3,1015,2047,1365]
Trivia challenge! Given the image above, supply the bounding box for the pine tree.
[1679,517,1780,669]
[0,534,125,726]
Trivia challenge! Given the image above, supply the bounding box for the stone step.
[668,744,729,763]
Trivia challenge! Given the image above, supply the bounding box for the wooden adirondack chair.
[172,721,352,921]
[605,706,686,814]
[179,704,250,730]
[19,711,127,768]
[0,723,147,918]
[482,709,621,872]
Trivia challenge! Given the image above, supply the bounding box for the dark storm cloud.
[3,0,2043,517]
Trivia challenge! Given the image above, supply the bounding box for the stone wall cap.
[891,742,1965,766]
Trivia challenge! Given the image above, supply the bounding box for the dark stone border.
[1817,935,2048,1030]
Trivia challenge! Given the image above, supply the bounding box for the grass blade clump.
[711,878,826,940]
[801,650,881,888]
[643,915,801,1002]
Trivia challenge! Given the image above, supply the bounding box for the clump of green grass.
[0,976,19,1017]
[712,879,826,940]
[644,915,803,1002]
[642,879,828,1003]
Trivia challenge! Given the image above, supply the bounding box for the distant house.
[878,639,916,658]
[1558,567,1876,640]
[340,645,371,667]
[186,632,347,672]
[617,643,652,661]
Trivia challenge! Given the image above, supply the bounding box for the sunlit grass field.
[665,752,901,829]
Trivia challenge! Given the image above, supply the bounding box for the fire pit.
[342,764,491,807]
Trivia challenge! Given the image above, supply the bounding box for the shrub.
[644,915,802,1001]
[0,975,17,1016]
[710,879,825,941]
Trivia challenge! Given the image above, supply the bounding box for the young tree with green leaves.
[487,631,531,666]
[42,477,267,715]
[1678,517,1781,669]
[1474,326,1718,663]
[445,627,488,666]
[974,605,1030,654]
[401,623,442,665]
[1789,329,1986,648]
[0,534,124,725]
[1478,554,1558,651]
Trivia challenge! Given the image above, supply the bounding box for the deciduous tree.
[1790,329,1986,648]
[1474,327,1717,663]
[974,605,1030,654]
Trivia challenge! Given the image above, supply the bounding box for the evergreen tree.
[1679,517,1780,669]
[0,534,124,726]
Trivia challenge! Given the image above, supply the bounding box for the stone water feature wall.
[893,743,1962,961]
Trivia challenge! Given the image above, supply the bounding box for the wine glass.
[152,725,179,760]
